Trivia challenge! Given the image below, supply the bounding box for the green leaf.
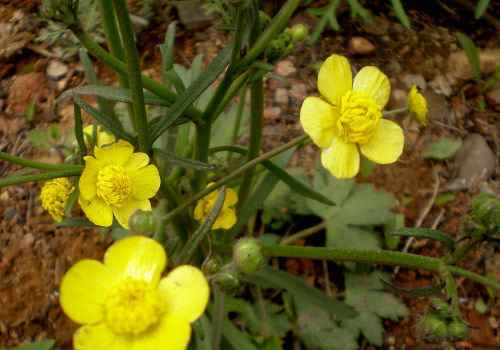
[74,97,135,144]
[221,318,259,350]
[346,0,372,22]
[153,148,217,170]
[62,85,171,106]
[160,21,177,71]
[456,32,481,81]
[344,311,384,346]
[380,278,444,297]
[191,316,212,350]
[249,267,357,321]
[390,0,410,28]
[435,192,456,206]
[24,99,36,122]
[326,220,381,250]
[475,0,491,19]
[422,137,462,160]
[295,299,358,350]
[9,339,55,350]
[391,227,455,249]
[151,47,232,140]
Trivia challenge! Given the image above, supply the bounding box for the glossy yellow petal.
[224,188,238,207]
[159,265,209,323]
[321,137,360,179]
[94,140,133,166]
[214,208,237,230]
[130,165,161,200]
[60,259,114,325]
[74,323,130,350]
[112,199,151,229]
[352,66,390,108]
[300,96,338,148]
[408,85,428,126]
[133,314,191,350]
[318,54,352,106]
[104,236,166,285]
[193,199,206,221]
[79,156,103,201]
[124,153,150,171]
[360,119,404,164]
[80,197,113,227]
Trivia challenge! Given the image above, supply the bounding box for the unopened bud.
[448,320,469,341]
[233,238,265,274]
[418,313,448,342]
[212,265,240,293]
[288,23,309,42]
[129,210,155,234]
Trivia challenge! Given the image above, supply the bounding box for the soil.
[0,1,499,349]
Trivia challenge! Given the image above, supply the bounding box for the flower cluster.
[40,177,73,222]
[300,54,404,179]
[60,236,209,350]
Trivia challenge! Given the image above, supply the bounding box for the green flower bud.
[287,23,309,42]
[431,298,452,317]
[265,32,294,62]
[212,265,240,294]
[202,256,222,276]
[418,313,448,342]
[448,320,469,341]
[233,238,266,274]
[129,210,155,234]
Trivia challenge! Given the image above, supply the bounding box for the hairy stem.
[0,169,83,188]
[0,152,83,172]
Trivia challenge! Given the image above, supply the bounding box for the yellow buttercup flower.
[83,125,116,148]
[408,85,428,126]
[194,184,238,230]
[60,235,209,350]
[40,177,73,222]
[300,54,404,179]
[79,140,160,228]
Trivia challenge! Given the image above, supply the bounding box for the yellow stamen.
[338,91,381,144]
[104,279,165,336]
[96,165,132,207]
[40,178,73,222]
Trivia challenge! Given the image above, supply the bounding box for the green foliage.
[307,0,341,43]
[26,124,64,150]
[5,340,55,350]
[456,32,481,81]
[469,193,500,234]
[475,0,491,19]
[390,0,410,28]
[422,137,462,160]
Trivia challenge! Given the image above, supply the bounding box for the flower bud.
[288,23,309,42]
[202,256,222,276]
[212,265,240,294]
[447,320,469,341]
[418,313,448,342]
[430,298,452,317]
[233,238,265,274]
[129,210,155,234]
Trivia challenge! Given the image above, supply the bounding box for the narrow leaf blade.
[391,227,455,249]
[456,32,481,81]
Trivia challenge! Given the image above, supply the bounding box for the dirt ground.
[0,1,499,349]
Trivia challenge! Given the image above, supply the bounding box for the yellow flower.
[408,85,428,126]
[300,54,404,179]
[194,184,238,230]
[60,235,209,350]
[83,125,116,148]
[40,177,73,222]
[79,140,160,228]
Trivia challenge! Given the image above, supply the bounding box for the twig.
[395,171,440,274]
[281,221,326,245]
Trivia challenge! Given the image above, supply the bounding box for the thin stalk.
[70,29,203,122]
[73,104,87,161]
[111,0,150,152]
[160,134,308,225]
[281,221,326,245]
[0,152,83,172]
[0,169,83,188]
[383,107,408,116]
[97,0,135,125]
[237,0,301,69]
[211,287,225,350]
[227,87,247,162]
[238,76,263,209]
[263,245,500,292]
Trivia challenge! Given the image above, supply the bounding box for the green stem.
[238,76,263,209]
[383,107,408,116]
[237,0,301,69]
[227,86,247,162]
[263,245,500,292]
[73,104,87,161]
[160,134,308,225]
[0,152,83,172]
[281,221,326,245]
[446,237,482,265]
[211,287,225,350]
[0,169,83,188]
[111,0,149,152]
[70,30,203,122]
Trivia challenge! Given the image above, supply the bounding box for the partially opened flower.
[194,184,238,230]
[83,125,116,148]
[408,85,428,126]
[60,235,209,350]
[40,177,73,222]
[79,140,160,228]
[300,54,404,178]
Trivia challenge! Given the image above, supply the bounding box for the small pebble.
[348,36,376,55]
[46,60,69,81]
[275,60,296,77]
[274,88,289,105]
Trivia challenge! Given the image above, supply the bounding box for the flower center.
[96,165,132,207]
[103,279,165,336]
[337,91,381,144]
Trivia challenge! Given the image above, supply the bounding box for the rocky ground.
[0,1,499,349]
